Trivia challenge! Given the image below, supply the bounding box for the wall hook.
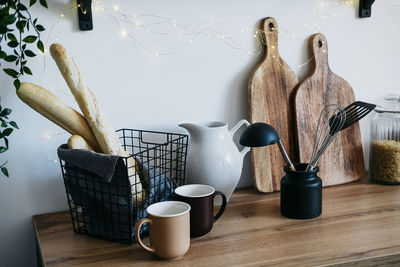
[77,0,93,31]
[359,0,375,18]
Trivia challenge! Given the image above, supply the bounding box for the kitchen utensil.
[294,33,365,186]
[134,201,191,260]
[179,120,249,204]
[240,122,296,171]
[329,101,376,131]
[248,17,299,192]
[281,163,322,219]
[370,94,400,184]
[306,104,346,171]
[175,184,227,238]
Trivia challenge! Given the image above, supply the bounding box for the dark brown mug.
[175,184,227,238]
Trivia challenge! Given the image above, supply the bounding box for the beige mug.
[134,201,191,260]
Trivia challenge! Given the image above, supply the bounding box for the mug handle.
[134,218,155,253]
[212,191,227,223]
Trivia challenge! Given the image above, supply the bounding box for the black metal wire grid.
[59,129,188,243]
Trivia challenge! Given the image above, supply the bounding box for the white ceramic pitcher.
[179,120,250,203]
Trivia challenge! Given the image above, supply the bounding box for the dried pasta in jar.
[369,94,400,185]
[370,140,400,184]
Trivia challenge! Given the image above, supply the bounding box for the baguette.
[50,43,144,203]
[68,135,95,151]
[17,82,101,152]
[50,44,121,155]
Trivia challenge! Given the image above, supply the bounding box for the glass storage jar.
[370,94,400,184]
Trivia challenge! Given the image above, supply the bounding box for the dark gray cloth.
[57,144,176,242]
[57,144,119,183]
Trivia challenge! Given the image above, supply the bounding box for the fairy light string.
[41,0,371,68]
[43,0,400,62]
[39,0,398,162]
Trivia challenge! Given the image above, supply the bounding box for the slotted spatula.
[330,101,376,131]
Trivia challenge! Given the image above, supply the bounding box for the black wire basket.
[59,129,188,243]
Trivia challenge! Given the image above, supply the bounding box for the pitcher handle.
[229,119,251,158]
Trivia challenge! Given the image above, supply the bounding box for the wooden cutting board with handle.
[248,17,298,193]
[294,33,365,186]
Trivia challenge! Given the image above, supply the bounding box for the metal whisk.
[306,104,346,171]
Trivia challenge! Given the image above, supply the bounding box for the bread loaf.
[50,43,144,203]
[17,82,101,152]
[50,44,121,155]
[68,135,95,151]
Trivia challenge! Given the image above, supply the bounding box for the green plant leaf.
[17,3,28,11]
[1,121,6,127]
[0,51,7,59]
[16,20,26,32]
[4,55,18,62]
[0,5,8,13]
[0,108,12,117]
[24,50,36,57]
[5,15,16,25]
[2,128,13,137]
[30,0,37,6]
[39,0,48,8]
[0,147,7,153]
[9,121,19,129]
[36,24,45,31]
[23,66,32,75]
[22,35,37,43]
[4,137,8,148]
[37,40,44,53]
[13,79,20,90]
[7,33,17,41]
[7,41,18,48]
[1,167,9,177]
[3,68,19,78]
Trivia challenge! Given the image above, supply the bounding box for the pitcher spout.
[178,121,203,139]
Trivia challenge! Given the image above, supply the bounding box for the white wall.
[1,0,399,265]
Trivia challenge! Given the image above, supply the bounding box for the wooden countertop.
[34,179,400,266]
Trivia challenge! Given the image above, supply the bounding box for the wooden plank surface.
[294,33,365,187]
[248,17,298,193]
[34,179,400,266]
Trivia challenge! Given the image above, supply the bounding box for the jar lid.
[375,94,400,113]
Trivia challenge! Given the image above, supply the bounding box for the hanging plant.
[0,0,47,177]
[0,102,19,177]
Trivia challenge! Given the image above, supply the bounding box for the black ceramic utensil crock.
[281,163,322,219]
